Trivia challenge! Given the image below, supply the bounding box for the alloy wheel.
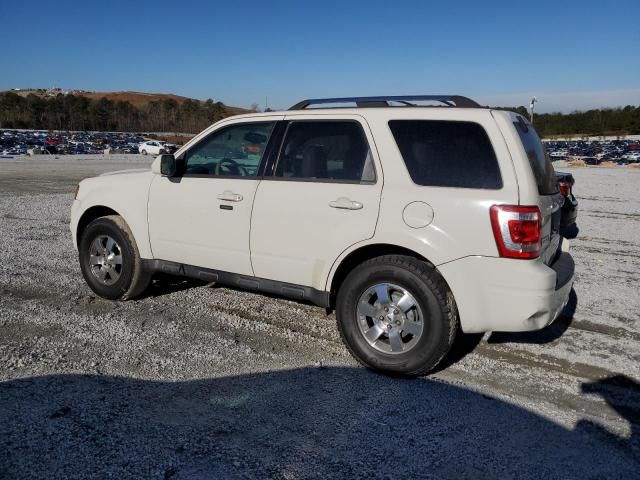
[88,235,123,286]
[356,283,424,354]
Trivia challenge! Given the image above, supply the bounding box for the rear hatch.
[512,116,563,265]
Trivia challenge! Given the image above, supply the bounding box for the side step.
[142,259,330,308]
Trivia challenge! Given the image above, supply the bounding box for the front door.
[250,116,383,289]
[148,119,281,275]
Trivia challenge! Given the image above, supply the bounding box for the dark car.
[556,171,578,238]
[163,143,178,154]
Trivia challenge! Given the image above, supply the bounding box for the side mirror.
[159,154,177,176]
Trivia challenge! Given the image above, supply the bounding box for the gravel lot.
[1,156,639,479]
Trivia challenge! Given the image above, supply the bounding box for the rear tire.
[78,215,151,300]
[141,149,147,155]
[336,255,457,376]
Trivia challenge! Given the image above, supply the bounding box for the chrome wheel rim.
[356,283,424,354]
[88,235,123,286]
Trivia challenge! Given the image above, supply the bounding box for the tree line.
[0,92,230,133]
[495,105,640,137]
[1,91,640,137]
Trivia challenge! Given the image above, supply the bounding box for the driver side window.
[183,122,275,177]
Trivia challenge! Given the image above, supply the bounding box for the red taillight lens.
[559,181,570,196]
[508,218,540,243]
[490,205,542,259]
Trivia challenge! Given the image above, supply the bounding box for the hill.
[0,88,254,133]
[4,88,252,115]
[80,91,193,108]
[80,91,252,116]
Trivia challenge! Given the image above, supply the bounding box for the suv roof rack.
[289,95,482,110]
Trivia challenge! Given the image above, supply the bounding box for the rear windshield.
[513,117,558,195]
[388,120,502,189]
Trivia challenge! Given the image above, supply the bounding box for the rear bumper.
[438,243,575,333]
[560,196,578,227]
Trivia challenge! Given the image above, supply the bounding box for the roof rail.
[289,95,482,110]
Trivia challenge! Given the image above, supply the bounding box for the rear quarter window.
[389,120,502,189]
[513,117,558,195]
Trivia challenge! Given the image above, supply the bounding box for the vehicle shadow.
[1,367,637,479]
[432,331,484,373]
[139,275,206,299]
[581,375,640,434]
[140,275,323,308]
[487,288,578,345]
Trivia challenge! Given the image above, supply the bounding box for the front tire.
[78,215,151,300]
[336,255,457,376]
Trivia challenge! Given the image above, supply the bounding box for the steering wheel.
[215,158,247,176]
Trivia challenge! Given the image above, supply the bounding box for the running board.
[142,259,330,308]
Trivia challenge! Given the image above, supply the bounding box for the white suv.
[138,140,168,155]
[71,95,575,376]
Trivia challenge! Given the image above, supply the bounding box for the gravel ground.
[1,156,639,479]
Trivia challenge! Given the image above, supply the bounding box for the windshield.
[514,117,558,195]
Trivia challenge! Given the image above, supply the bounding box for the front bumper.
[438,243,575,334]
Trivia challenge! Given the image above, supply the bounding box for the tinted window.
[389,120,502,189]
[513,117,558,195]
[275,121,375,182]
[184,122,275,177]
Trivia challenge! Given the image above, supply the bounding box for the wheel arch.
[328,243,447,308]
[76,205,122,248]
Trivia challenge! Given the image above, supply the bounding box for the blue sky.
[1,0,638,112]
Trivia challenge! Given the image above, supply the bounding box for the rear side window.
[275,121,376,182]
[389,120,502,189]
[513,117,558,195]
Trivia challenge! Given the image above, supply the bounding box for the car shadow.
[487,288,578,345]
[582,375,640,431]
[432,331,484,373]
[138,275,206,299]
[140,275,323,309]
[1,367,637,479]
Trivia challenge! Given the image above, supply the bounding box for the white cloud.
[475,88,640,113]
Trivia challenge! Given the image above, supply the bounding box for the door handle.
[329,197,363,210]
[217,190,243,202]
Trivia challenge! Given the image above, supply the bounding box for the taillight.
[559,181,571,196]
[490,205,542,259]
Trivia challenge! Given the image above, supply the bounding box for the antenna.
[529,97,537,124]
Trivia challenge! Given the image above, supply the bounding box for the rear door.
[249,115,383,289]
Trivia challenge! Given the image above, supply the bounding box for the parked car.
[162,142,178,154]
[555,171,578,237]
[70,94,575,376]
[0,129,173,157]
[138,141,167,155]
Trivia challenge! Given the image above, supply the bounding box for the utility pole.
[529,97,537,124]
